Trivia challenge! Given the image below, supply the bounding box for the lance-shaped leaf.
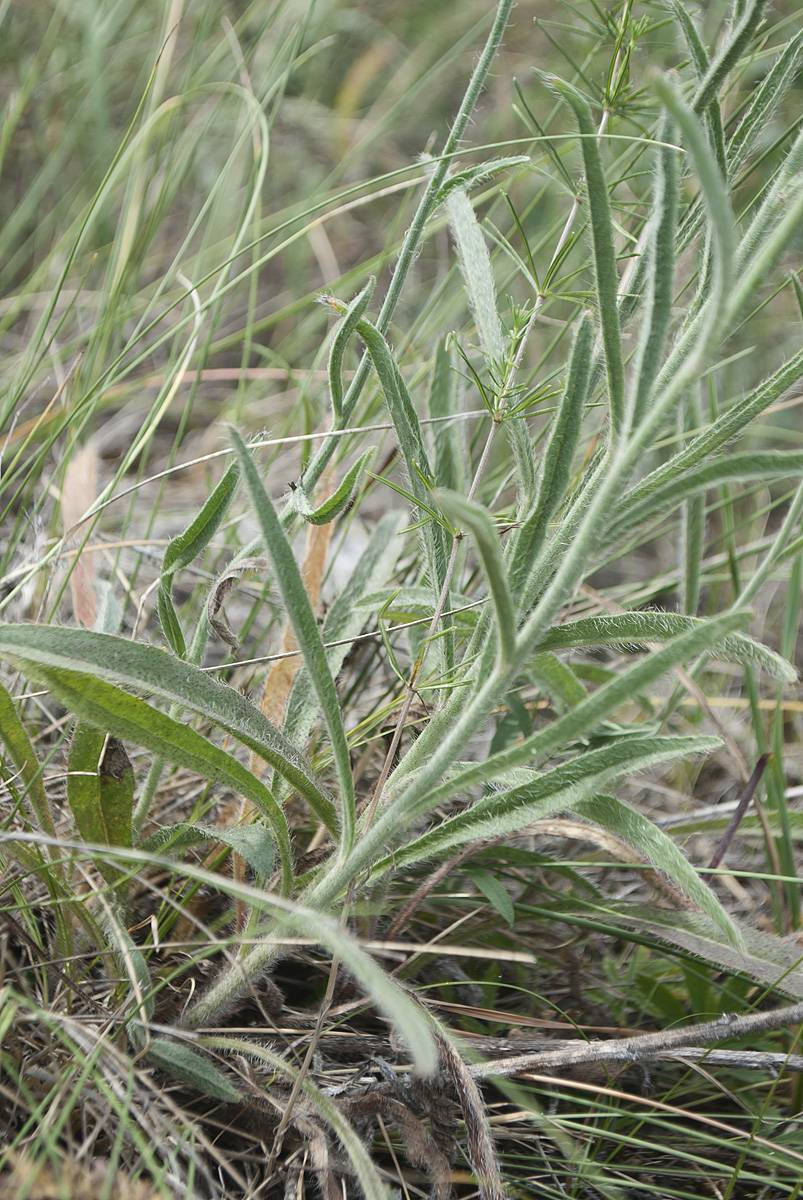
[727,28,803,179]
[326,276,376,426]
[68,726,133,885]
[280,512,406,787]
[320,298,448,592]
[405,610,751,811]
[229,428,355,851]
[444,182,505,364]
[16,663,294,893]
[435,490,516,664]
[141,821,275,877]
[427,339,467,494]
[563,900,803,1001]
[367,735,743,948]
[291,448,375,525]
[157,459,240,658]
[543,74,625,438]
[534,610,795,683]
[619,345,803,516]
[572,793,737,940]
[654,73,735,319]
[0,624,338,836]
[629,113,680,427]
[146,1038,243,1105]
[609,450,803,548]
[511,313,593,601]
[691,0,768,116]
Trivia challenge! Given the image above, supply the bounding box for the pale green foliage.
[3,0,803,1194]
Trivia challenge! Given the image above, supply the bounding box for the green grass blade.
[299,0,515,493]
[229,427,355,852]
[0,625,337,836]
[0,678,56,842]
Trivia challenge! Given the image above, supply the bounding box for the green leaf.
[280,512,406,783]
[444,183,505,364]
[157,459,240,658]
[21,664,293,894]
[529,651,588,710]
[291,448,375,525]
[512,313,593,601]
[321,301,448,594]
[435,155,530,204]
[609,450,803,547]
[690,0,769,116]
[573,794,740,947]
[654,73,735,319]
[427,339,467,494]
[146,1038,242,1104]
[464,865,514,926]
[68,727,133,885]
[370,735,722,892]
[620,346,803,517]
[355,585,472,622]
[572,900,803,1001]
[410,610,751,812]
[629,114,679,427]
[229,427,355,851]
[727,27,803,179]
[325,276,376,426]
[141,821,275,877]
[0,623,338,837]
[543,75,625,438]
[534,610,795,683]
[435,490,516,665]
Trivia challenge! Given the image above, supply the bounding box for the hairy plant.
[4,0,803,1196]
